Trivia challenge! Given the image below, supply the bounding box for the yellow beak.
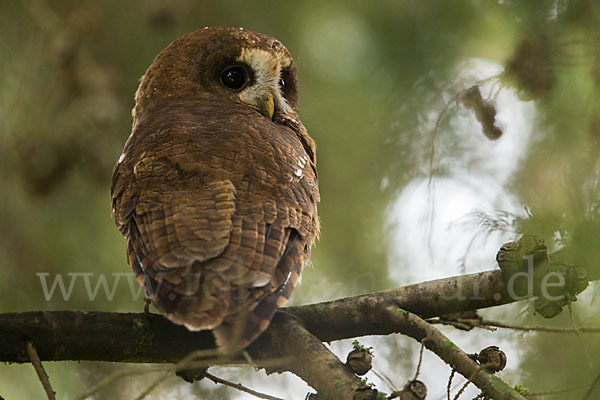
[263,94,274,119]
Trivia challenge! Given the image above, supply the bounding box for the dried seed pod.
[346,348,373,375]
[461,85,503,140]
[477,346,507,373]
[176,367,207,383]
[389,379,428,400]
[403,379,428,400]
[496,235,548,296]
[353,386,379,400]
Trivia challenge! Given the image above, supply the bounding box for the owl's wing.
[111,152,238,327]
[111,139,317,349]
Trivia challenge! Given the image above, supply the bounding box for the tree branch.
[249,312,361,399]
[1,270,511,364]
[26,342,56,400]
[286,269,510,342]
[1,268,592,399]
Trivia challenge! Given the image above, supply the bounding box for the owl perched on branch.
[111,27,320,350]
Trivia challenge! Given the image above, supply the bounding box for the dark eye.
[279,78,285,89]
[220,66,249,90]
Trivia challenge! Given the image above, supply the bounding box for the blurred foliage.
[1,0,599,399]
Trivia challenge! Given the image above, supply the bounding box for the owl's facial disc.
[232,47,294,121]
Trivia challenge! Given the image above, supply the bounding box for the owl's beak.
[263,94,274,120]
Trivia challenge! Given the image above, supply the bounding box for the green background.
[1,0,599,398]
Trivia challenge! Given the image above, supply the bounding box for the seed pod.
[389,379,428,400]
[461,85,503,141]
[407,380,427,399]
[477,346,507,373]
[353,386,379,400]
[346,348,373,375]
[176,367,207,383]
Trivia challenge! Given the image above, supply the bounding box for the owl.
[111,27,319,350]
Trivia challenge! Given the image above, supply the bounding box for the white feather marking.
[236,47,294,118]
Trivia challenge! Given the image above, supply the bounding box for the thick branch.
[287,269,510,342]
[251,312,361,399]
[0,311,214,364]
[1,270,511,364]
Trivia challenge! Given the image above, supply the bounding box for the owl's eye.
[220,66,249,90]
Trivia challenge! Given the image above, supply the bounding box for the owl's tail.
[213,229,305,351]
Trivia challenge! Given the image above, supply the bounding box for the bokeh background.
[1,0,600,399]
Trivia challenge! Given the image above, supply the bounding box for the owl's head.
[133,27,301,126]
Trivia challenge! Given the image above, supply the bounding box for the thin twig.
[204,372,284,400]
[568,304,594,368]
[453,379,471,400]
[132,371,171,400]
[429,316,600,334]
[447,369,455,400]
[372,368,399,393]
[582,372,600,400]
[174,348,225,373]
[76,348,223,400]
[413,340,425,381]
[75,366,168,400]
[74,346,290,400]
[26,342,56,400]
[453,363,486,400]
[479,320,600,333]
[522,382,593,397]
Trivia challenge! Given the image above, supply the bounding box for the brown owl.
[110,27,319,350]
